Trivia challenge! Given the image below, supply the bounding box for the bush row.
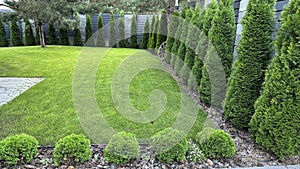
[0,128,235,166]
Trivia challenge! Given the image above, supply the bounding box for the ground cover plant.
[0,46,207,145]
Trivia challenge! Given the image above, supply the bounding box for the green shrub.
[53,134,91,166]
[96,13,105,47]
[163,11,179,63]
[59,27,69,45]
[203,0,218,35]
[118,14,126,48]
[170,19,183,68]
[250,0,300,159]
[156,11,168,49]
[85,14,93,46]
[24,20,35,46]
[147,15,155,50]
[174,9,194,76]
[148,15,159,52]
[224,0,275,129]
[186,139,206,163]
[197,129,236,158]
[109,13,117,47]
[35,21,40,45]
[0,134,38,166]
[10,19,23,46]
[150,128,188,163]
[130,14,138,48]
[104,132,139,164]
[47,23,57,45]
[141,17,150,49]
[0,21,9,47]
[73,12,83,46]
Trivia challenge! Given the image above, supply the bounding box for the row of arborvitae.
[0,129,235,166]
[0,12,141,48]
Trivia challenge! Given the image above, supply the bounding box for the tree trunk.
[38,21,46,47]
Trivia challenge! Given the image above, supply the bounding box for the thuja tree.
[73,12,83,46]
[59,26,69,45]
[141,17,150,49]
[225,0,275,129]
[109,13,117,47]
[250,0,300,158]
[148,15,159,52]
[24,20,35,46]
[35,22,40,45]
[180,4,202,84]
[163,11,179,63]
[147,15,155,49]
[188,9,206,91]
[198,0,219,106]
[118,13,126,48]
[170,4,188,68]
[85,14,93,46]
[174,9,194,76]
[47,23,57,45]
[0,21,8,47]
[156,11,168,49]
[130,14,138,48]
[10,19,23,46]
[96,13,105,47]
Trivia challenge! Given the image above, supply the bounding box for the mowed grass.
[0,46,207,145]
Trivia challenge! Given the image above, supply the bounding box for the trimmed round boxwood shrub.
[196,129,236,159]
[53,134,91,166]
[0,21,9,47]
[250,0,300,159]
[104,132,140,164]
[149,128,188,163]
[0,134,38,166]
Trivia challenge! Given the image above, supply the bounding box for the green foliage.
[156,11,168,49]
[180,4,202,84]
[73,12,83,46]
[164,11,179,63]
[35,22,40,45]
[24,20,35,46]
[174,9,194,76]
[186,139,206,163]
[109,13,117,47]
[47,23,57,45]
[199,66,211,105]
[59,27,69,45]
[96,14,105,47]
[250,0,300,159]
[195,127,215,144]
[53,134,91,166]
[150,128,188,163]
[147,16,155,49]
[118,14,126,48]
[203,0,218,36]
[104,132,140,164]
[0,21,9,47]
[225,0,275,129]
[85,14,93,46]
[148,15,159,52]
[197,129,236,158]
[130,14,138,48]
[170,19,183,68]
[141,17,150,49]
[0,134,38,166]
[10,20,23,46]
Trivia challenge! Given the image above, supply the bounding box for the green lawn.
[0,46,207,145]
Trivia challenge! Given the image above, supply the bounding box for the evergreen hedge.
[148,16,155,49]
[85,14,93,46]
[130,14,138,48]
[59,27,69,45]
[118,14,126,48]
[96,14,105,47]
[250,0,300,158]
[163,11,179,63]
[35,22,40,46]
[24,20,35,46]
[109,13,117,47]
[0,21,9,47]
[180,4,202,84]
[156,11,168,49]
[148,15,159,53]
[10,20,23,46]
[174,9,194,76]
[141,17,150,49]
[225,0,275,129]
[47,23,57,45]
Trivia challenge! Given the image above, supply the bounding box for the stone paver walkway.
[0,77,45,106]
